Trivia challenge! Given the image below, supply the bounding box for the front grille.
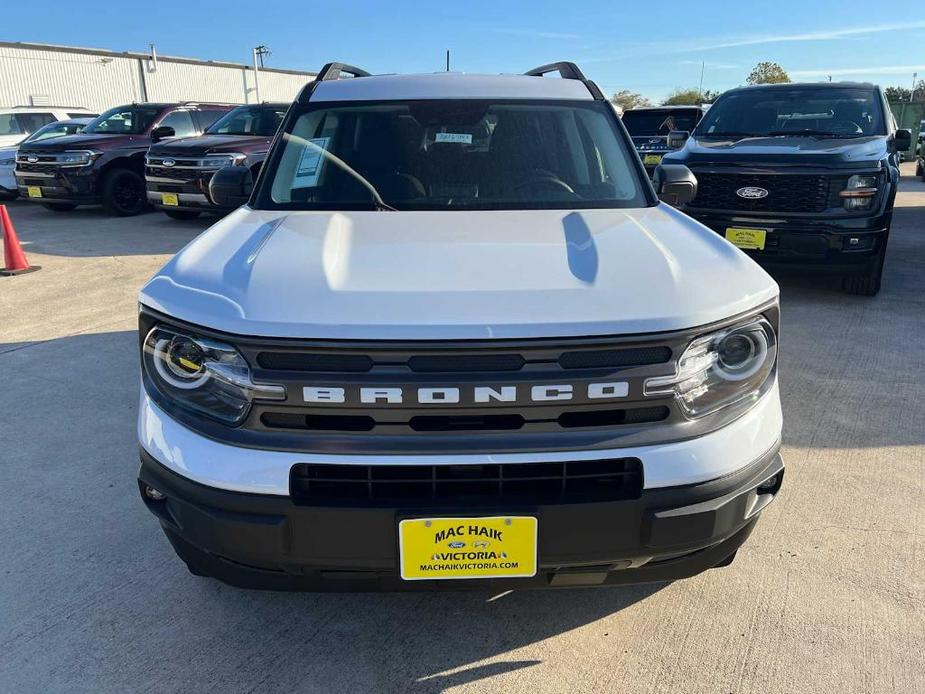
[689,172,831,213]
[146,167,203,182]
[289,458,644,506]
[16,163,59,175]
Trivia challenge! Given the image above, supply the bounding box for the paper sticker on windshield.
[292,137,330,188]
[435,132,473,144]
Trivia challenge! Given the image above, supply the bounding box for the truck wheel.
[102,169,148,216]
[842,248,886,297]
[164,210,201,220]
[43,202,78,212]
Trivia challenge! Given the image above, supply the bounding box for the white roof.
[310,72,595,102]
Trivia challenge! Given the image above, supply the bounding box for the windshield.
[623,109,701,136]
[696,87,884,138]
[206,105,287,136]
[84,106,161,135]
[24,121,87,143]
[263,99,648,211]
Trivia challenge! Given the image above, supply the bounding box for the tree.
[662,88,704,106]
[746,62,791,85]
[885,81,925,103]
[610,90,652,112]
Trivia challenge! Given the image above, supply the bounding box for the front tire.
[43,202,78,212]
[163,210,201,220]
[842,247,886,297]
[101,169,148,216]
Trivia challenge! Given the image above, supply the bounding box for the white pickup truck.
[137,62,784,590]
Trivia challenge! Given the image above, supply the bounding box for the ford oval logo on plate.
[162,158,176,167]
[736,186,769,199]
[27,155,38,163]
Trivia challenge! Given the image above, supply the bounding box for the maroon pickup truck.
[14,102,234,215]
[144,103,288,219]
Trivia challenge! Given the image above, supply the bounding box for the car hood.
[18,133,147,152]
[149,134,273,156]
[674,134,887,168]
[140,206,778,340]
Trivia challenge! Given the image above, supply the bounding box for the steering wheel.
[511,173,580,199]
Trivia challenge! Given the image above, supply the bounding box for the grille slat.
[689,172,831,213]
[290,458,643,505]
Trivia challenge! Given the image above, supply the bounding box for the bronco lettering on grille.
[302,382,630,406]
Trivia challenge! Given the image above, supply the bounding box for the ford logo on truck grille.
[26,155,38,163]
[736,186,769,199]
[162,158,176,167]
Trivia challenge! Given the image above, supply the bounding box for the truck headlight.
[839,174,879,210]
[142,326,284,424]
[644,316,777,418]
[200,153,247,169]
[0,156,15,166]
[58,150,100,166]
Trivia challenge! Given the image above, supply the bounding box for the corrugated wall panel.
[0,46,141,111]
[0,44,314,111]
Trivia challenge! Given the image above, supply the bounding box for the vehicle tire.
[101,168,148,216]
[916,160,924,177]
[164,210,201,220]
[842,247,886,297]
[43,202,78,212]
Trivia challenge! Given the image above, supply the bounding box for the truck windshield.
[262,99,648,211]
[697,87,884,139]
[84,106,162,135]
[206,105,287,136]
[622,109,701,136]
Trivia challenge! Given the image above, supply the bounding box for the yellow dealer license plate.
[161,192,179,206]
[725,227,767,250]
[27,186,42,198]
[399,516,538,581]
[643,154,663,166]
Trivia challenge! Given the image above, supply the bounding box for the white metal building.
[0,41,316,111]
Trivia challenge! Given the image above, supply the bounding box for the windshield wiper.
[699,131,755,138]
[766,129,844,139]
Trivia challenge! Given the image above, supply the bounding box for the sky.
[4,0,925,103]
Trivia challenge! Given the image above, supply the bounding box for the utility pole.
[446,49,450,72]
[910,72,918,102]
[252,47,262,103]
[698,61,705,103]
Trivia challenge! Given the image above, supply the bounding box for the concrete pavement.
[1,171,922,693]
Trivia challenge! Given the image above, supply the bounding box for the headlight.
[839,173,879,210]
[200,153,247,169]
[58,150,100,167]
[644,316,777,418]
[0,157,15,166]
[143,326,284,424]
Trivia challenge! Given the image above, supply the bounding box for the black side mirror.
[210,166,254,208]
[653,164,697,206]
[667,130,690,149]
[894,128,912,151]
[151,125,175,143]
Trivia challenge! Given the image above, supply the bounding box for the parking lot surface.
[1,169,923,694]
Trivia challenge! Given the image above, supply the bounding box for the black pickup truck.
[145,103,288,219]
[659,82,910,296]
[623,106,704,177]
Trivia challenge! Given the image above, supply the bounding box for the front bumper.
[685,208,891,272]
[14,167,99,205]
[139,443,783,591]
[145,171,230,213]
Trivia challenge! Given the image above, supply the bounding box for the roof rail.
[523,61,604,101]
[317,62,371,82]
[524,62,588,81]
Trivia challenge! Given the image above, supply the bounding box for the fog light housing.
[143,484,166,501]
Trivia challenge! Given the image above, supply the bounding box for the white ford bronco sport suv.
[137,62,784,590]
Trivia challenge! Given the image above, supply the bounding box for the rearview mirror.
[894,128,912,151]
[150,125,175,143]
[209,166,253,208]
[653,164,697,206]
[667,130,690,149]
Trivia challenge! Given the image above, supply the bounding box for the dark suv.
[145,103,288,219]
[14,102,234,215]
[659,82,910,296]
[623,106,704,177]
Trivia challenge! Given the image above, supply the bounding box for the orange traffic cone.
[0,204,39,276]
